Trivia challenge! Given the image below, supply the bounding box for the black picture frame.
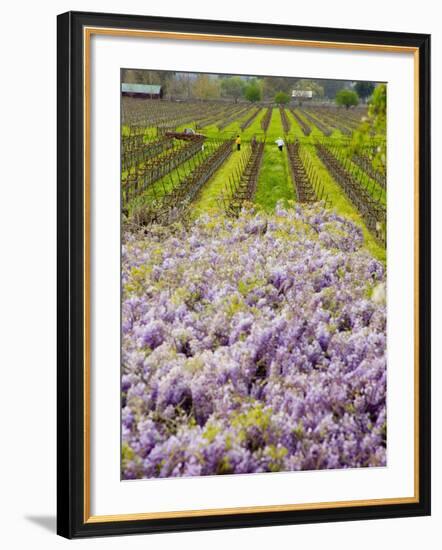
[57,10,431,539]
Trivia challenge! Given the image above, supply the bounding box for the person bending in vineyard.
[275,137,285,151]
[236,135,241,151]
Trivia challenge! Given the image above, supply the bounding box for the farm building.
[291,90,313,99]
[121,83,163,99]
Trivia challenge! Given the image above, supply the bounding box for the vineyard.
[121,94,387,480]
[122,97,386,257]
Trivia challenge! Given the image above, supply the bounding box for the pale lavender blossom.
[121,203,387,479]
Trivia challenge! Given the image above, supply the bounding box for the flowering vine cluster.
[121,203,386,479]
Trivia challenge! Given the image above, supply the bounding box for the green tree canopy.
[350,84,387,175]
[243,79,262,102]
[322,80,351,99]
[192,74,221,100]
[336,89,359,109]
[293,79,324,98]
[354,81,376,100]
[220,76,245,101]
[274,91,290,105]
[368,84,386,131]
[262,76,293,98]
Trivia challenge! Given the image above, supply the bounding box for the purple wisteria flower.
[121,203,386,479]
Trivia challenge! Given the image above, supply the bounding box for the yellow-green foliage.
[193,144,250,214]
[203,423,221,443]
[122,442,135,461]
[125,264,153,295]
[123,108,385,263]
[304,144,386,262]
[232,404,272,439]
[266,444,289,472]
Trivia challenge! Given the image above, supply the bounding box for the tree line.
[121,69,376,106]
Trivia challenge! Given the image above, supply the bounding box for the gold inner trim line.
[83,26,420,524]
[413,48,420,502]
[83,25,91,523]
[85,496,419,523]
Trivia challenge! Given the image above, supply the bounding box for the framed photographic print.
[57,11,431,538]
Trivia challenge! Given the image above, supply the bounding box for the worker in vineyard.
[236,134,241,151]
[275,137,285,152]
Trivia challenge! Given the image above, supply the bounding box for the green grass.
[186,107,266,142]
[122,107,386,261]
[237,108,268,140]
[220,107,262,137]
[121,125,157,140]
[121,140,188,181]
[289,109,344,141]
[304,144,386,262]
[285,109,308,139]
[344,156,386,205]
[264,107,287,143]
[193,144,250,215]
[126,143,213,215]
[253,109,295,211]
[193,108,297,214]
[255,153,294,211]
